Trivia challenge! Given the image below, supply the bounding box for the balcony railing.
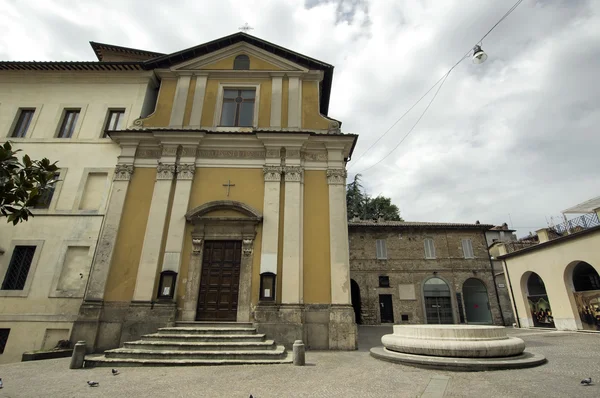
[554,213,600,235]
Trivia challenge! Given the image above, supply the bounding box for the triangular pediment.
[171,42,308,72]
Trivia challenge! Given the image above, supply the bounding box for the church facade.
[0,33,357,362]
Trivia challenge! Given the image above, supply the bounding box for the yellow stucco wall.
[303,170,331,303]
[302,80,330,130]
[176,167,265,308]
[200,54,283,70]
[151,180,177,299]
[504,230,600,330]
[200,79,272,127]
[139,79,177,127]
[182,76,197,126]
[104,168,156,301]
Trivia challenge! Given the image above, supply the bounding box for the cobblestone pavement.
[0,326,599,398]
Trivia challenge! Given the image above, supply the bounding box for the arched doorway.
[526,272,555,328]
[462,278,493,324]
[570,261,600,331]
[423,277,454,324]
[350,279,362,324]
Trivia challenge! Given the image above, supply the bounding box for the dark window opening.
[11,109,35,138]
[401,314,409,321]
[233,54,250,70]
[573,262,600,292]
[104,109,125,136]
[57,110,80,138]
[0,329,10,354]
[220,89,255,127]
[379,276,390,287]
[1,246,36,290]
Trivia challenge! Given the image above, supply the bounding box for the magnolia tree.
[0,142,59,225]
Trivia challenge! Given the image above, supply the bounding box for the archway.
[463,278,493,324]
[423,277,454,324]
[350,279,362,324]
[569,261,600,331]
[525,272,555,328]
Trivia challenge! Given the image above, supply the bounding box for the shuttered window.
[462,238,475,259]
[424,238,436,259]
[376,239,387,259]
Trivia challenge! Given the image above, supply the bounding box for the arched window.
[233,54,250,70]
[572,262,600,292]
[423,277,453,324]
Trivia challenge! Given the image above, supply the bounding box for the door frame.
[379,294,394,323]
[181,200,261,322]
[421,276,457,324]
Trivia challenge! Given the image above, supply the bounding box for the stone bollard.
[69,341,86,369]
[293,340,305,366]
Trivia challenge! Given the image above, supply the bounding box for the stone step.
[123,340,276,351]
[157,327,257,335]
[84,352,293,367]
[104,346,287,361]
[141,333,266,343]
[175,321,254,328]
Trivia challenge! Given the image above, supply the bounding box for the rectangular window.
[34,172,60,209]
[57,109,80,138]
[1,246,36,290]
[11,109,35,138]
[0,329,10,354]
[424,238,436,259]
[462,238,475,259]
[220,89,255,127]
[104,109,125,136]
[379,276,390,287]
[376,239,387,259]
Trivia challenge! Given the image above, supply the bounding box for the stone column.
[281,164,304,304]
[327,168,351,305]
[182,237,204,321]
[327,166,357,350]
[132,145,177,302]
[162,146,197,277]
[259,161,282,278]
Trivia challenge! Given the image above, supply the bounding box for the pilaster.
[259,148,282,279]
[287,76,301,128]
[132,145,177,302]
[281,161,303,304]
[270,74,283,127]
[169,75,192,127]
[189,74,208,127]
[327,168,351,305]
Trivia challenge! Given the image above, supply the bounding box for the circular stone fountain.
[370,325,546,371]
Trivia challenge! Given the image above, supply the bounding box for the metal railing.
[554,213,600,235]
[504,241,538,254]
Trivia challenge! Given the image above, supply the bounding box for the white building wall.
[0,71,153,363]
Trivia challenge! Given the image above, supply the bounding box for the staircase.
[85,322,292,367]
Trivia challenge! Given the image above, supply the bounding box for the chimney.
[377,213,385,223]
[351,212,361,222]
[502,222,508,230]
[536,228,551,243]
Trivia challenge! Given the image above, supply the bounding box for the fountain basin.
[381,325,525,358]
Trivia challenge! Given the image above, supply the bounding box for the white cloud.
[1,0,598,237]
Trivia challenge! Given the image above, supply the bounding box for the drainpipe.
[483,231,505,326]
[503,259,521,328]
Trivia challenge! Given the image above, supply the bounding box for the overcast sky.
[1,0,598,237]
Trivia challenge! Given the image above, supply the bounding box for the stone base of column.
[119,301,177,346]
[254,303,304,350]
[70,300,104,354]
[328,304,358,350]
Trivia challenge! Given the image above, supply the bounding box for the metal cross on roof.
[239,23,254,33]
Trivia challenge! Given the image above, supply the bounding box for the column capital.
[177,164,196,180]
[326,168,347,185]
[263,165,283,182]
[283,166,304,182]
[157,163,176,180]
[114,164,134,181]
[242,238,254,257]
[192,237,204,253]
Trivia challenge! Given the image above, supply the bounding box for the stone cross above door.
[222,180,235,197]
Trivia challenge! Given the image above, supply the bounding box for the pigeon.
[112,368,120,376]
[87,381,99,387]
[581,377,592,386]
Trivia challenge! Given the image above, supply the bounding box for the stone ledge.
[370,346,547,371]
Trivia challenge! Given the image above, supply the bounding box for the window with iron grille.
[57,109,80,138]
[220,89,255,127]
[376,239,387,259]
[1,246,36,290]
[462,238,475,259]
[379,276,390,287]
[11,109,35,138]
[34,172,60,209]
[424,238,436,259]
[103,109,125,137]
[0,329,10,354]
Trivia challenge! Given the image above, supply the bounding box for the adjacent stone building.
[349,220,504,326]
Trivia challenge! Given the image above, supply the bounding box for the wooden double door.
[196,241,242,321]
